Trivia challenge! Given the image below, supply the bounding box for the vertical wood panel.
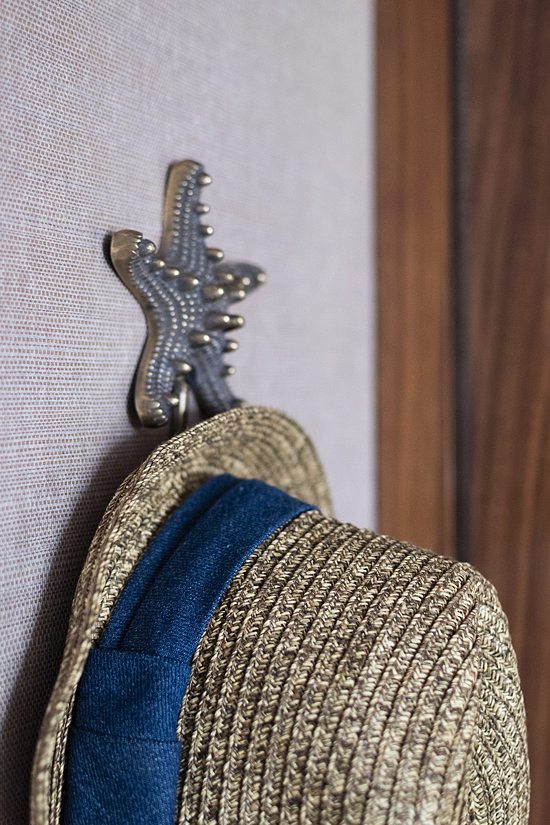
[378,0,549,818]
[377,1,456,556]
[467,2,550,820]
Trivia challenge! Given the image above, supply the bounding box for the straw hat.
[31,405,529,824]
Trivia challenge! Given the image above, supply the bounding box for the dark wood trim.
[377,2,550,818]
[376,0,456,557]
[466,3,550,820]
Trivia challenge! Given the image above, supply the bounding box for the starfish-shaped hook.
[110,160,266,429]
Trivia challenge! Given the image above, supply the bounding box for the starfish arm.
[213,261,267,299]
[159,160,212,277]
[189,347,242,418]
[111,230,178,426]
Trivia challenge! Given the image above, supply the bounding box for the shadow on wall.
[1,431,165,824]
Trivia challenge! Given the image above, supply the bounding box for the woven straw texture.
[178,513,529,824]
[32,405,529,824]
[31,406,331,824]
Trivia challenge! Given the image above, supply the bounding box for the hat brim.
[31,405,331,825]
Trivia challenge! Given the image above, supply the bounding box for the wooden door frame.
[376,0,456,558]
[377,3,550,820]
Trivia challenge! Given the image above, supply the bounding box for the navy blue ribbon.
[63,474,315,824]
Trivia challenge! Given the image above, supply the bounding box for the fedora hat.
[31,405,529,824]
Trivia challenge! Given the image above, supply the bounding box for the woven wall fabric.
[0,2,373,822]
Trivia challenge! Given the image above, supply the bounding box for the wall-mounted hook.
[110,160,266,432]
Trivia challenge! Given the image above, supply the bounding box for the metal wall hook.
[110,160,266,432]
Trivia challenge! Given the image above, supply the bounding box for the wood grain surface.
[377,0,456,557]
[378,2,550,819]
[466,2,550,820]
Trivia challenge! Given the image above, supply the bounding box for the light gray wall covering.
[0,2,374,821]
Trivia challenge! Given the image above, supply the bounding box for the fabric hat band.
[63,474,315,824]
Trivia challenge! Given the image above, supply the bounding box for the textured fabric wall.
[0,1,374,821]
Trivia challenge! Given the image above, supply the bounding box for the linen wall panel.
[0,2,374,821]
